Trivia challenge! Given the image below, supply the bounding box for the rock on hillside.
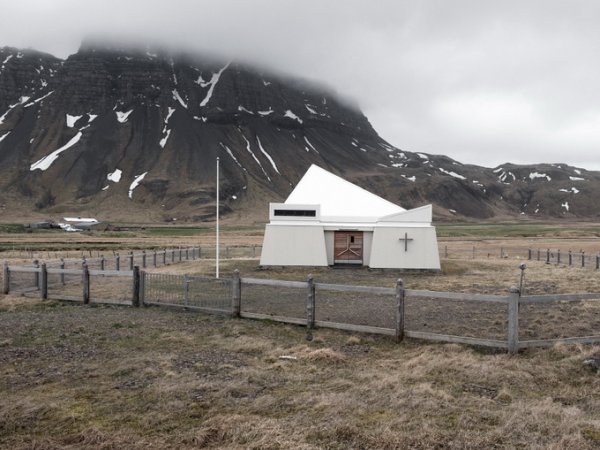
[1,43,599,222]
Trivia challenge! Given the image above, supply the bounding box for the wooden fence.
[2,245,261,262]
[50,246,202,271]
[528,248,600,269]
[3,264,600,353]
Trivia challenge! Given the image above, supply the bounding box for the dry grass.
[1,300,600,449]
[3,229,600,447]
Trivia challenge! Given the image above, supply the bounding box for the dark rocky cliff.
[1,44,599,222]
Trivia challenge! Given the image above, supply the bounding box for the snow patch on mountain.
[304,136,318,153]
[256,136,279,174]
[129,172,148,199]
[439,167,466,180]
[305,104,317,114]
[24,91,53,108]
[240,132,270,181]
[172,89,188,109]
[66,114,82,128]
[529,172,551,181]
[284,110,303,124]
[30,132,83,171]
[199,62,230,107]
[238,106,254,115]
[160,129,171,148]
[107,168,122,183]
[116,109,133,123]
[559,187,580,194]
[220,143,244,170]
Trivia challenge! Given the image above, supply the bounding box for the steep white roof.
[285,165,405,219]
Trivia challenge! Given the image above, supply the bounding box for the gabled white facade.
[260,165,441,270]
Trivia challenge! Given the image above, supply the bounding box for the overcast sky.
[2,0,599,169]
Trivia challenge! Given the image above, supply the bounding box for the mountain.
[1,43,599,223]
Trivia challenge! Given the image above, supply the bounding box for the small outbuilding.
[260,165,441,270]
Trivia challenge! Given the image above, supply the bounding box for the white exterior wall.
[324,231,335,265]
[260,224,328,266]
[362,231,373,266]
[369,226,440,270]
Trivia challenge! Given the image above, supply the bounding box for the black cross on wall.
[399,232,414,252]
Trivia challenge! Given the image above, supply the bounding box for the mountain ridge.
[1,43,600,223]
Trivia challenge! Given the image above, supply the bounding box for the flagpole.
[216,156,220,279]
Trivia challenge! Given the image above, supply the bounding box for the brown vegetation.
[2,228,600,448]
[1,300,600,449]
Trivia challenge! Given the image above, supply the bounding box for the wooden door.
[334,231,363,264]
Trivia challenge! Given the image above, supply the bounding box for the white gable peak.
[285,165,405,219]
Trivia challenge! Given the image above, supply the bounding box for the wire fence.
[4,261,600,353]
[0,245,261,262]
[527,248,600,270]
[143,273,231,313]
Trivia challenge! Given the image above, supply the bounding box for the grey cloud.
[1,0,600,168]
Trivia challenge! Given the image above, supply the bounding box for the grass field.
[1,298,600,449]
[2,223,600,448]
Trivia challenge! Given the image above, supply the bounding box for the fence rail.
[3,261,600,353]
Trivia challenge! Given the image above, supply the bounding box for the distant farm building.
[260,165,441,269]
[59,217,99,231]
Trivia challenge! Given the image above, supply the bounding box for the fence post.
[3,261,9,294]
[528,249,532,260]
[40,263,48,299]
[141,270,146,305]
[59,258,65,285]
[306,274,316,339]
[507,287,520,354]
[142,251,147,268]
[179,248,182,262]
[116,254,120,271]
[184,275,190,307]
[569,250,572,266]
[444,245,448,258]
[83,264,90,304]
[186,248,189,260]
[557,249,561,265]
[537,249,540,261]
[100,256,105,271]
[395,279,405,343]
[172,249,175,263]
[33,259,40,289]
[132,266,140,307]
[129,251,134,270]
[596,254,599,270]
[582,251,585,268]
[546,249,550,264]
[163,249,167,265]
[232,269,241,318]
[472,246,475,259]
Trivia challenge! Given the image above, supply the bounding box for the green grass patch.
[436,223,600,238]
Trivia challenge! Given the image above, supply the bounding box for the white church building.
[260,165,441,270]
